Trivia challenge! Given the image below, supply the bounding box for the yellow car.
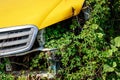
[0,0,84,57]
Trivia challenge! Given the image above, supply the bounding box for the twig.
[10,62,28,68]
[82,6,89,10]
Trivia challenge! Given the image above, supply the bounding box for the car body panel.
[0,0,84,29]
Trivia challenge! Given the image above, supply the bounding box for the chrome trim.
[0,25,38,56]
[0,47,57,58]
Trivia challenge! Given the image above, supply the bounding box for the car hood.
[0,0,84,29]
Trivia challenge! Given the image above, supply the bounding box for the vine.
[44,0,120,79]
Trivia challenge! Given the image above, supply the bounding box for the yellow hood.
[0,0,84,29]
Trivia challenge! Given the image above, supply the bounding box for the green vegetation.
[0,0,120,80]
[0,72,14,80]
[44,0,120,79]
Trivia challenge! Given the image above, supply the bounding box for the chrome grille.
[0,25,38,56]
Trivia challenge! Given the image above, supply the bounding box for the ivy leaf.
[97,33,104,38]
[111,45,118,52]
[103,64,114,72]
[113,62,117,68]
[115,71,120,77]
[91,24,99,30]
[114,37,120,47]
[102,50,113,57]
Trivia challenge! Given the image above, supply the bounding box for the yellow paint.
[0,0,84,29]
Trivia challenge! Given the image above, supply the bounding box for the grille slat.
[0,25,38,56]
[0,37,30,47]
[0,43,27,53]
[0,28,33,40]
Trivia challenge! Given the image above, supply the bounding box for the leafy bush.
[44,0,120,79]
[0,72,14,80]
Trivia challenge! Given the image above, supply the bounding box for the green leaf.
[113,62,117,68]
[102,50,113,57]
[91,24,99,30]
[97,33,104,38]
[114,37,120,47]
[111,45,118,52]
[115,71,120,77]
[103,64,114,72]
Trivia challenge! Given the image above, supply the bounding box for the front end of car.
[0,0,84,57]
